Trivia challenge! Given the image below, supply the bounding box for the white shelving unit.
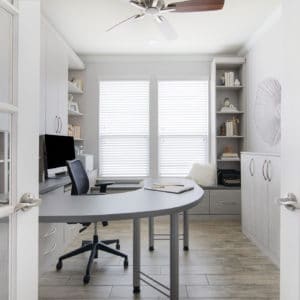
[211,57,246,179]
[68,64,85,146]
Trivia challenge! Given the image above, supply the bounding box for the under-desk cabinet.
[39,186,79,274]
[188,189,241,216]
[241,152,280,267]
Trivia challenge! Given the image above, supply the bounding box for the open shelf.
[217,136,244,139]
[217,159,241,162]
[68,109,83,117]
[68,81,83,94]
[217,111,244,115]
[216,85,244,90]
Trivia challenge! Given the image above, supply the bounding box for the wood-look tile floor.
[39,218,279,300]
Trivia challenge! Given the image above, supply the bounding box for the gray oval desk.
[39,178,204,300]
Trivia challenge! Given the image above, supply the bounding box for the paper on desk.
[144,183,194,194]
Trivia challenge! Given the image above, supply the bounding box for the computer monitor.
[43,134,75,178]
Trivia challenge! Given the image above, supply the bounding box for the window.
[99,81,150,177]
[99,79,209,178]
[158,81,209,177]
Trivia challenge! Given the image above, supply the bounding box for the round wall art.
[254,78,281,146]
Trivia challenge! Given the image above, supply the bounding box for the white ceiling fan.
[107,0,225,40]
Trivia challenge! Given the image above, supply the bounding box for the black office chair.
[56,159,128,284]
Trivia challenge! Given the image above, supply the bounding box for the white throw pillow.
[187,163,216,187]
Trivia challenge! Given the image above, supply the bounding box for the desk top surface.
[39,178,203,223]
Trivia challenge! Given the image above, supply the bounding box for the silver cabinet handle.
[58,116,62,133]
[277,193,300,211]
[55,116,59,133]
[267,160,272,182]
[249,158,254,176]
[262,160,267,181]
[15,193,42,212]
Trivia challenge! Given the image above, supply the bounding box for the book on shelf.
[220,152,240,161]
[224,72,235,87]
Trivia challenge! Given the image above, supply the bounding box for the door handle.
[55,116,59,133]
[277,193,300,211]
[267,160,272,182]
[249,158,254,176]
[15,193,42,212]
[262,160,268,181]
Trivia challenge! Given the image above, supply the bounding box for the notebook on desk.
[144,183,194,194]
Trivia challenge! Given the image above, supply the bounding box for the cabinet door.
[45,26,60,135]
[253,156,269,249]
[267,157,280,262]
[57,47,68,136]
[40,21,46,135]
[241,154,254,235]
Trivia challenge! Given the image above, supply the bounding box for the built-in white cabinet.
[188,189,241,216]
[39,185,80,274]
[40,20,68,135]
[241,152,280,266]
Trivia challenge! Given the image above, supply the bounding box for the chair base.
[56,234,128,284]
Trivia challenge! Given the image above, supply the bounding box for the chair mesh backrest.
[67,160,90,195]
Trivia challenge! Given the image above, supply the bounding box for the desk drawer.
[210,190,241,215]
[188,191,209,214]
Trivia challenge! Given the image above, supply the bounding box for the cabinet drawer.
[210,190,241,215]
[188,191,209,214]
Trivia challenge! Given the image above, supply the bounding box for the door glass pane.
[0,216,9,300]
[0,113,11,205]
[0,8,13,104]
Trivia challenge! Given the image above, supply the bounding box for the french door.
[0,1,40,299]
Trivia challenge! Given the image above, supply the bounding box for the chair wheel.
[124,258,129,268]
[56,261,63,271]
[83,275,90,285]
[116,243,120,250]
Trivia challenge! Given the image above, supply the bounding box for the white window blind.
[99,81,150,177]
[158,80,209,177]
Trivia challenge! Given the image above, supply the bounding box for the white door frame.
[0,0,41,299]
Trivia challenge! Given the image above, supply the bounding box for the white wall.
[73,56,211,170]
[244,17,282,154]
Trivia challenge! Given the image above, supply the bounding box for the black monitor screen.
[44,134,75,169]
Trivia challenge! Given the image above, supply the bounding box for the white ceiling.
[41,0,281,55]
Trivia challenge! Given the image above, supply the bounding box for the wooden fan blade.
[167,0,224,13]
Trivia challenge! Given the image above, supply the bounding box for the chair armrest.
[94,181,115,193]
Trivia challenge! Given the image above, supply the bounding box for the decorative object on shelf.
[68,124,73,137]
[219,123,226,136]
[68,101,80,113]
[71,78,83,91]
[220,97,238,112]
[254,78,281,146]
[220,74,225,86]
[68,94,74,102]
[234,78,241,87]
